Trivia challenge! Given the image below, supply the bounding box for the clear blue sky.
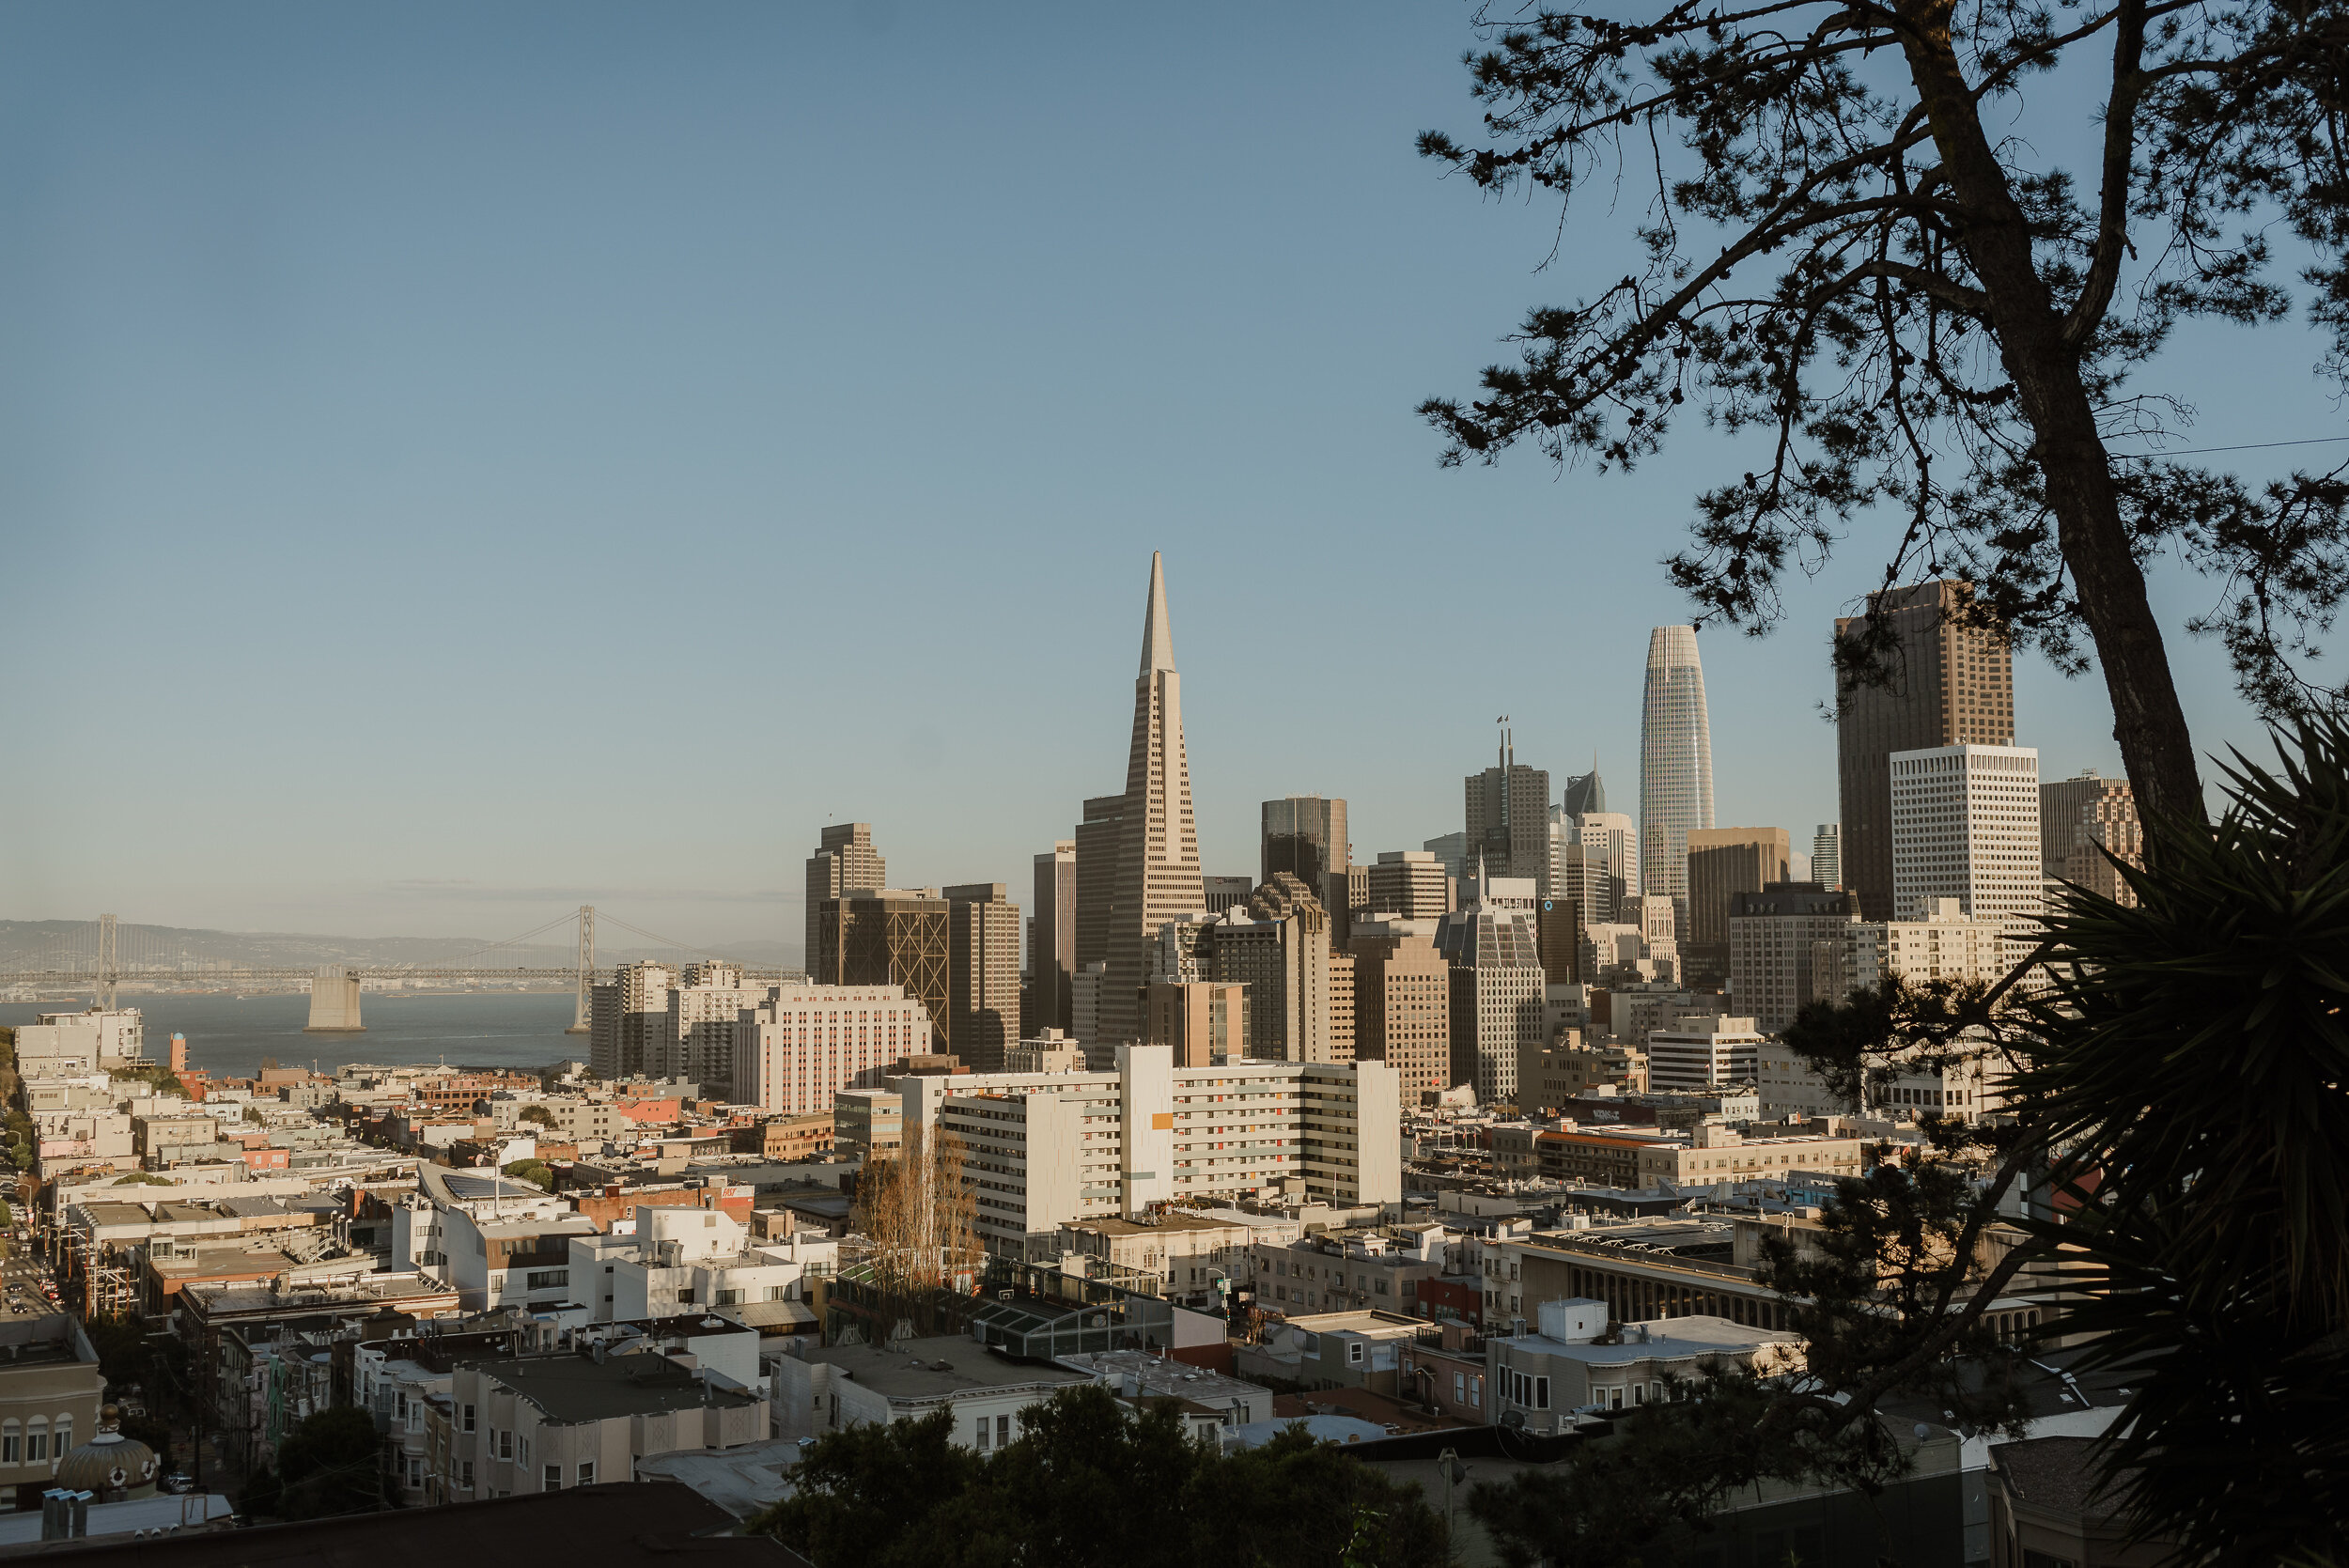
[0,1,2319,955]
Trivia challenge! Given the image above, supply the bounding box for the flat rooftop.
[1057,1350,1264,1404]
[482,1353,762,1423]
[797,1335,1094,1401]
[1498,1313,1795,1365]
[1066,1213,1248,1237]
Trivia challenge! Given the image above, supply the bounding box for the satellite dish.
[1914,1422,1933,1441]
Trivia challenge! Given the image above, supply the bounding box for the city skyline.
[0,3,2295,946]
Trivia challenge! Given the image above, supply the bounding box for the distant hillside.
[0,921,793,970]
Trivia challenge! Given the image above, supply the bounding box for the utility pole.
[568,907,595,1036]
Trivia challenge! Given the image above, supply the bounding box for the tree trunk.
[1897,0,2207,830]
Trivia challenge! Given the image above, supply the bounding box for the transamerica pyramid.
[1101,551,1206,1046]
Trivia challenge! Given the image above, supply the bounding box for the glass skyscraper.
[1640,626,1716,899]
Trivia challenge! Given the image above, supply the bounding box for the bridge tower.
[568,906,596,1036]
[304,965,366,1033]
[98,914,118,1011]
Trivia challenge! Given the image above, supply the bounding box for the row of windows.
[0,1416,70,1466]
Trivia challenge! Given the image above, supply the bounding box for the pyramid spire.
[1139,551,1176,675]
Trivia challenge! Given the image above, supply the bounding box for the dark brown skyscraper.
[1685,827,1792,985]
[815,889,949,1049]
[1262,796,1348,892]
[1072,795,1124,975]
[1836,582,2014,920]
[804,823,885,970]
[1027,839,1077,1035]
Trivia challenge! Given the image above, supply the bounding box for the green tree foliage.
[517,1104,556,1128]
[255,1405,391,1520]
[754,1384,1445,1568]
[1414,0,2349,822]
[2010,715,2349,1560]
[500,1158,553,1190]
[81,1314,154,1389]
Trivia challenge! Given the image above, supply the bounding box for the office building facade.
[805,824,886,970]
[1142,981,1249,1068]
[1102,553,1208,1048]
[945,883,1022,1073]
[1203,876,1254,914]
[1812,824,1842,890]
[1435,876,1548,1103]
[1727,883,1860,1033]
[1027,840,1079,1037]
[1348,919,1452,1098]
[1836,582,2015,919]
[1685,827,1793,986]
[1206,873,1335,1064]
[903,1047,1402,1257]
[1262,796,1348,892]
[1468,741,1552,885]
[1073,795,1124,977]
[815,890,951,1049]
[2041,770,2141,908]
[1645,1015,1766,1092]
[1368,849,1451,920]
[733,983,936,1116]
[1890,745,2042,926]
[1640,627,1716,900]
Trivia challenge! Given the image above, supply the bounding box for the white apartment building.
[774,1335,1094,1450]
[396,1167,599,1312]
[732,983,936,1116]
[573,1205,830,1324]
[1645,1015,1765,1092]
[902,1045,1401,1259]
[15,1009,145,1072]
[1832,898,2011,994]
[1890,745,2042,926]
[663,962,757,1094]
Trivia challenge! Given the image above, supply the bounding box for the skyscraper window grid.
[1640,627,1717,901]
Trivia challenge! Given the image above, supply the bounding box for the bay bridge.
[0,908,800,1035]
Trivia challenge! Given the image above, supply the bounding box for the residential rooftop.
[1497,1312,1797,1366]
[794,1334,1095,1401]
[474,1351,762,1424]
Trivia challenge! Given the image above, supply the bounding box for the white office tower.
[1812,824,1842,890]
[1890,746,2042,934]
[1640,627,1715,900]
[1551,804,1638,924]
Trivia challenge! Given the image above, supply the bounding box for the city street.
[0,1246,57,1317]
